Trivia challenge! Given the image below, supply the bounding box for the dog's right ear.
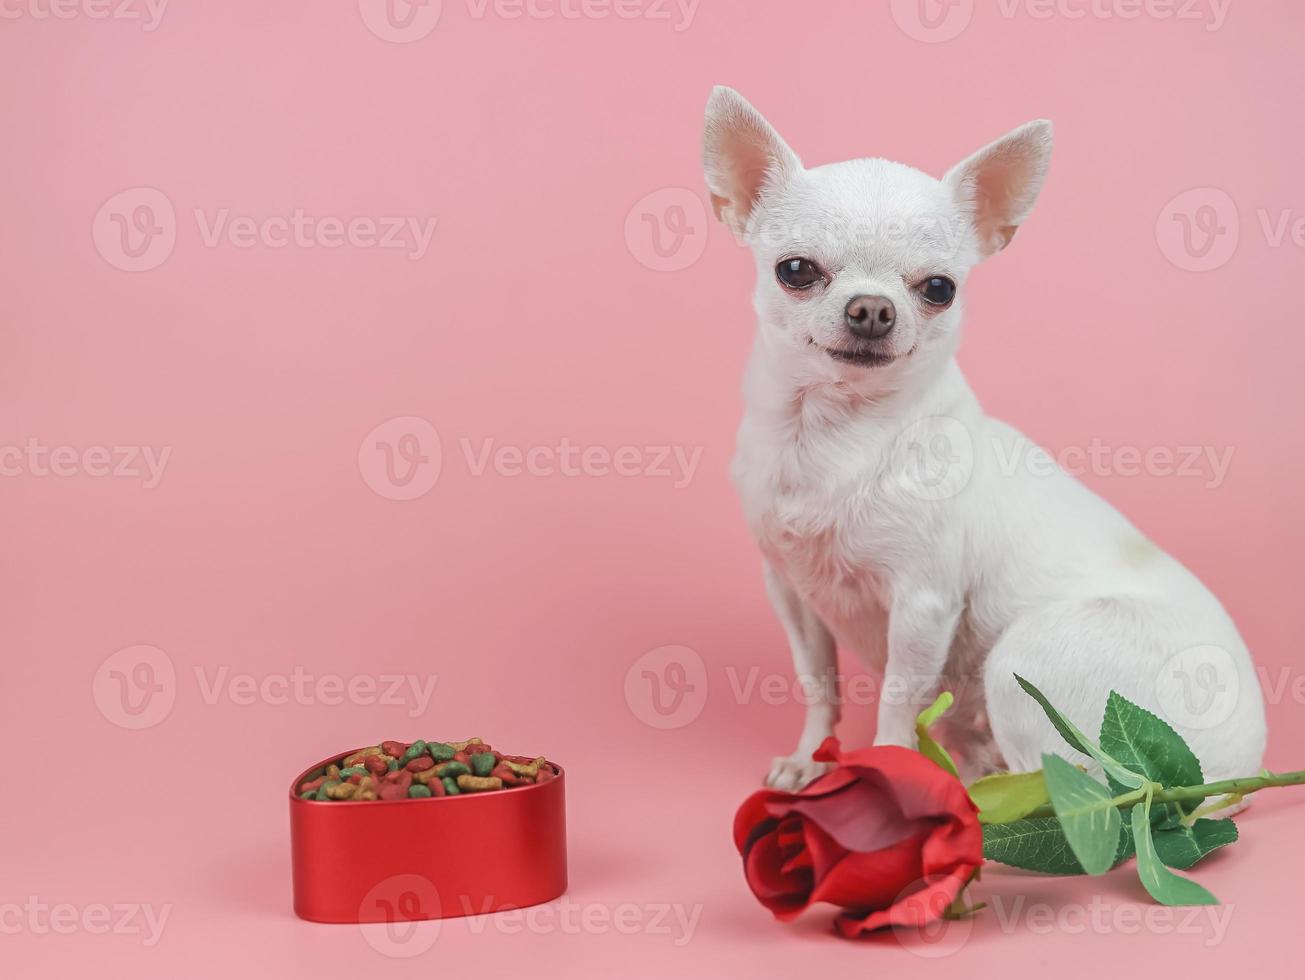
[703,86,802,238]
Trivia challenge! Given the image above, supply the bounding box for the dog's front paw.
[765,754,833,792]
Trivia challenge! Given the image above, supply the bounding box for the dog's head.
[703,86,1052,392]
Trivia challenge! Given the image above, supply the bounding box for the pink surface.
[3,1,1304,975]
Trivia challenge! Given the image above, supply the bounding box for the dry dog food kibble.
[297,739,555,801]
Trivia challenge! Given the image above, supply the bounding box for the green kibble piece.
[408,785,432,799]
[470,753,496,777]
[339,767,367,777]
[437,761,470,778]
[316,782,340,801]
[427,742,456,762]
[387,759,400,771]
[441,777,460,796]
[300,791,316,800]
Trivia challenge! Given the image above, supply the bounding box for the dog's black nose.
[845,295,896,340]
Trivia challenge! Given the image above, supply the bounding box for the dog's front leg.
[874,590,963,748]
[762,562,840,790]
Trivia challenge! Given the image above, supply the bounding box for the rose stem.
[1019,769,1305,822]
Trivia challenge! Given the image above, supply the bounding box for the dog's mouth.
[807,337,898,367]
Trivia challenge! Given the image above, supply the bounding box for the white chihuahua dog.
[703,87,1266,791]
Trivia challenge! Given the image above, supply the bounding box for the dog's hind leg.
[982,597,1266,800]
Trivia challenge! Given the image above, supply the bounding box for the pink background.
[3,0,1304,975]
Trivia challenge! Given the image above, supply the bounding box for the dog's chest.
[736,428,896,622]
[759,502,885,625]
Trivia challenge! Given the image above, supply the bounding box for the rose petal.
[920,808,984,877]
[808,827,931,912]
[734,740,984,936]
[834,864,975,936]
[787,779,916,854]
[776,818,815,876]
[731,768,859,854]
[812,736,842,764]
[743,825,813,916]
[835,746,978,823]
[793,817,848,884]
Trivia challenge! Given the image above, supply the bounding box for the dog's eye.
[776,258,824,290]
[919,276,956,306]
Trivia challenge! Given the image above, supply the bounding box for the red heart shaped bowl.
[289,749,567,923]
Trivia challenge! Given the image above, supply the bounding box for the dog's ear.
[703,86,802,238]
[944,120,1053,260]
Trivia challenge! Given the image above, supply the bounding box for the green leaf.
[1152,819,1238,871]
[914,692,959,778]
[983,817,1133,875]
[1116,819,1137,862]
[1100,691,1203,827]
[1014,675,1145,789]
[968,770,1050,824]
[1131,799,1220,906]
[983,818,1085,874]
[1042,753,1122,875]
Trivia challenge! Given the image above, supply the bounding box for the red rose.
[733,737,982,936]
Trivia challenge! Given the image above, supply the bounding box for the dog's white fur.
[703,86,1266,791]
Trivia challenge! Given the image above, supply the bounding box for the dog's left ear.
[944,120,1053,260]
[703,86,802,238]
